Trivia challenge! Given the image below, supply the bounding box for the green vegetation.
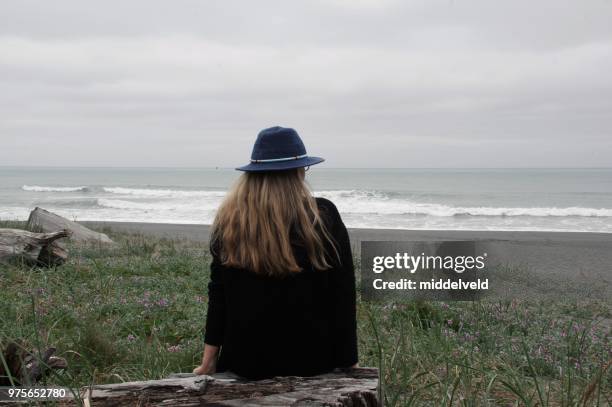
[0,223,610,405]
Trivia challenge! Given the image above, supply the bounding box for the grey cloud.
[0,0,611,167]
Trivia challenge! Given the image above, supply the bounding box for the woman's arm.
[194,252,226,374]
[193,344,219,375]
[329,204,359,368]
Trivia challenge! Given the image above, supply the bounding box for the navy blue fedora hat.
[236,126,324,172]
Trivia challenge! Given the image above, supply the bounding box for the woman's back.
[204,197,358,380]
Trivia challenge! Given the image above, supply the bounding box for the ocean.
[1,167,611,233]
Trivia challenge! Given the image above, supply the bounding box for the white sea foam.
[100,189,612,217]
[22,185,88,192]
[103,187,226,198]
[97,198,219,211]
[315,191,612,217]
[6,185,611,233]
[428,205,612,217]
[5,167,612,232]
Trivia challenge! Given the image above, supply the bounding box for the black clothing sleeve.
[326,201,359,367]
[203,254,226,346]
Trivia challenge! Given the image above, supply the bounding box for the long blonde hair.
[210,168,338,276]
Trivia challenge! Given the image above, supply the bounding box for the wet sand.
[82,221,612,247]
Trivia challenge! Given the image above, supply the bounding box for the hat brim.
[236,156,324,172]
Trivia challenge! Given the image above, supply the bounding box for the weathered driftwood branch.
[0,228,69,267]
[70,368,379,406]
[0,341,68,386]
[27,207,114,245]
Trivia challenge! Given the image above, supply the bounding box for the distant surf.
[22,185,88,192]
[4,168,612,232]
[315,190,612,218]
[23,185,612,218]
[103,187,226,198]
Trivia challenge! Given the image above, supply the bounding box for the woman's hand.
[193,360,216,375]
[193,343,220,375]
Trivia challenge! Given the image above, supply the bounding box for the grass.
[0,222,610,405]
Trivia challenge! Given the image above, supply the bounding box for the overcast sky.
[0,0,611,168]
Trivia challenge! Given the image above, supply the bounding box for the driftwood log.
[27,207,114,245]
[0,228,69,267]
[0,341,67,386]
[58,368,379,406]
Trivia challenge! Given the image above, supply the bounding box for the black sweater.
[203,197,358,380]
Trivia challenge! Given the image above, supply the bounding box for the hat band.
[250,153,307,163]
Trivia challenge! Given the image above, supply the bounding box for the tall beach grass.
[0,222,610,405]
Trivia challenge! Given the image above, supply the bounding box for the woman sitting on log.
[193,126,358,380]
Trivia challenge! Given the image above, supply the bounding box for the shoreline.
[80,220,612,244]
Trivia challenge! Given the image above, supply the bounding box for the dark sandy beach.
[82,221,612,301]
[82,221,612,247]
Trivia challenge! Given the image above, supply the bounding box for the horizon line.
[1,165,611,170]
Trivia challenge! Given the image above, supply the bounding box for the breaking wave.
[103,187,226,198]
[23,185,88,192]
[96,198,216,211]
[315,191,612,217]
[17,186,612,219]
